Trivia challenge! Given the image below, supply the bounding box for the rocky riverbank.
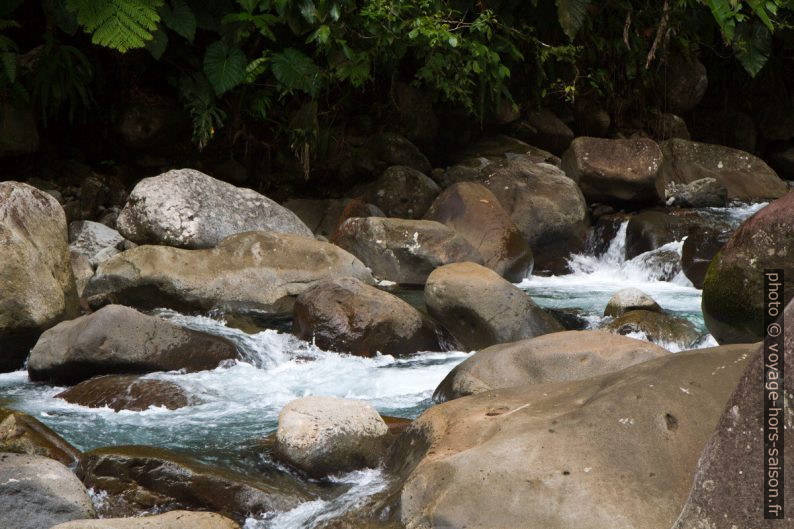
[0,123,792,528]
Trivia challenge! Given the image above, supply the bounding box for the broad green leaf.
[733,21,771,76]
[145,27,168,58]
[271,47,320,96]
[162,0,196,41]
[556,0,590,40]
[237,0,259,13]
[747,0,774,31]
[204,41,247,95]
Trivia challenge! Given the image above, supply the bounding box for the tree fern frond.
[66,0,164,52]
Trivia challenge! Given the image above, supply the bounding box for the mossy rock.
[0,408,80,466]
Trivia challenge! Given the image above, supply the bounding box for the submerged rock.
[117,169,312,248]
[274,396,389,478]
[77,446,309,521]
[702,192,794,343]
[28,305,238,384]
[424,182,533,281]
[604,288,661,317]
[292,277,439,356]
[561,137,662,206]
[0,408,81,466]
[51,511,241,529]
[387,344,754,529]
[333,217,483,285]
[624,210,690,259]
[424,262,562,351]
[84,231,374,317]
[0,453,95,529]
[0,182,79,372]
[605,309,701,349]
[434,330,669,401]
[57,375,195,411]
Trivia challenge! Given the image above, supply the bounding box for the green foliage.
[66,0,163,52]
[203,41,247,96]
[556,0,591,40]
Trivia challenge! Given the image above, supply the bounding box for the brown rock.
[0,408,80,466]
[57,375,194,412]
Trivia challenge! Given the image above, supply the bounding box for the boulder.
[561,137,662,206]
[574,100,611,137]
[633,248,684,282]
[0,453,95,529]
[664,177,727,208]
[479,157,589,272]
[513,109,574,155]
[767,145,794,180]
[0,102,39,156]
[56,375,195,411]
[368,132,431,175]
[604,288,661,317]
[333,217,483,285]
[51,511,241,529]
[657,139,788,202]
[681,225,730,289]
[702,192,794,343]
[84,231,374,317]
[70,251,94,298]
[69,221,126,267]
[0,182,79,372]
[77,446,309,521]
[424,262,562,351]
[0,408,81,466]
[28,305,238,384]
[605,309,701,349]
[450,134,559,165]
[434,330,669,401]
[424,182,533,281]
[663,55,708,113]
[624,210,690,259]
[116,169,312,248]
[292,277,439,356]
[387,344,754,529]
[650,112,690,141]
[672,302,794,528]
[274,396,389,477]
[283,198,382,239]
[354,165,440,219]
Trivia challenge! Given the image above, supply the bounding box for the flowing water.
[0,202,766,527]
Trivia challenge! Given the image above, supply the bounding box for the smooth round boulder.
[424,182,533,281]
[624,210,691,259]
[513,109,574,155]
[434,330,669,401]
[389,344,753,529]
[56,375,194,411]
[274,396,389,477]
[663,55,708,113]
[479,157,589,273]
[664,177,727,208]
[0,408,81,466]
[69,221,126,267]
[77,446,308,521]
[116,169,312,248]
[424,262,562,351]
[604,288,661,317]
[702,192,794,343]
[51,511,241,529]
[84,231,374,317]
[681,225,730,289]
[333,217,483,285]
[354,165,440,219]
[0,182,79,372]
[292,277,439,356]
[0,453,95,529]
[657,139,788,202]
[28,305,238,385]
[605,309,701,349]
[561,137,662,206]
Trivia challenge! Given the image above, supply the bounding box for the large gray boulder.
[424,182,533,282]
[354,165,440,219]
[561,137,663,206]
[657,139,788,202]
[28,305,238,384]
[703,192,794,343]
[69,221,126,267]
[84,231,374,317]
[424,262,562,351]
[386,344,755,529]
[0,182,79,372]
[116,169,312,248]
[434,330,669,401]
[479,157,589,273]
[52,511,241,529]
[333,217,483,285]
[0,453,95,529]
[293,277,439,356]
[274,396,389,477]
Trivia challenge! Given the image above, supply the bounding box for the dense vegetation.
[2,0,794,186]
